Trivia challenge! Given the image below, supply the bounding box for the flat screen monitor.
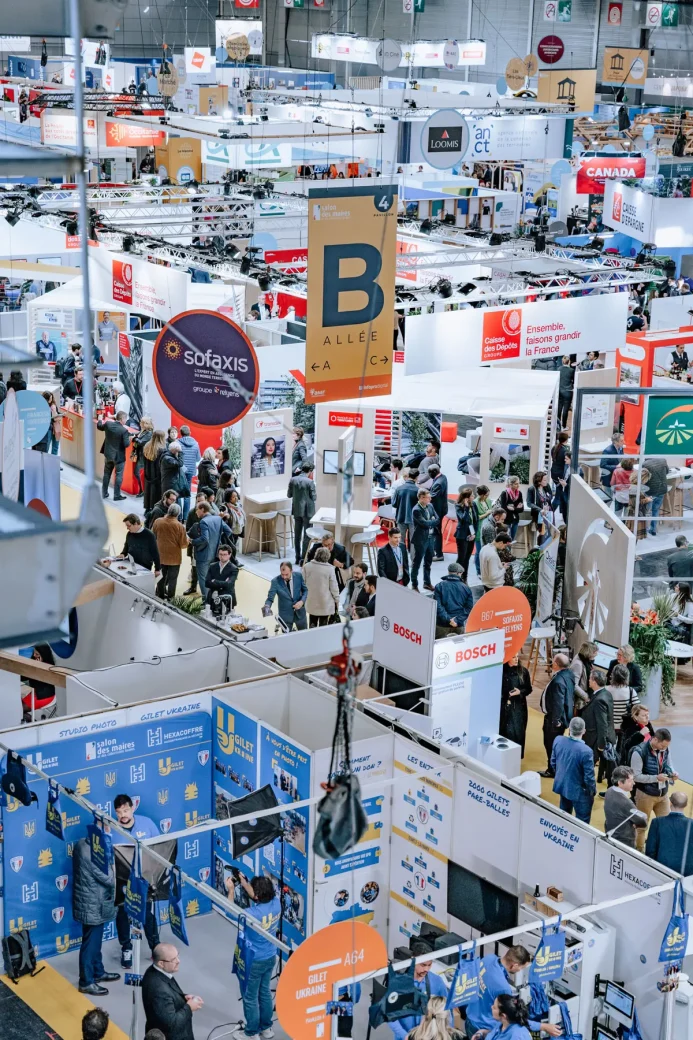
[447,860,518,934]
[603,981,634,1027]
[323,450,366,477]
[596,1029,618,1040]
[594,641,618,669]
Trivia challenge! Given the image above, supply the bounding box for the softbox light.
[224,784,283,859]
[114,839,177,903]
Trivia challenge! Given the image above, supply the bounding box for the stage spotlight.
[459,282,477,296]
[252,186,266,199]
[443,213,456,225]
[420,218,433,234]
[225,243,240,258]
[64,218,78,235]
[489,232,503,245]
[122,235,134,252]
[4,210,20,227]
[257,271,271,292]
[437,279,453,298]
[240,253,252,275]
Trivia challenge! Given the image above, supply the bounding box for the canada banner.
[576,156,646,195]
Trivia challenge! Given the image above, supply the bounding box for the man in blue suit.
[646,790,693,875]
[550,716,596,824]
[264,561,308,631]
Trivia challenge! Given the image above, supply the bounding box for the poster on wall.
[212,699,261,890]
[95,309,126,369]
[259,726,311,948]
[215,19,263,63]
[250,412,286,478]
[602,47,648,87]
[1,712,213,956]
[305,185,397,404]
[119,335,144,425]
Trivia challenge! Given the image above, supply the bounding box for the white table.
[244,490,290,506]
[312,507,378,529]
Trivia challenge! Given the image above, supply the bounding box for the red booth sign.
[576,157,646,195]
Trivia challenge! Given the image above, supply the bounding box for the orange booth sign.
[465,586,531,663]
[105,120,167,148]
[616,326,693,454]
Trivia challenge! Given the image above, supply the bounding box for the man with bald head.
[142,943,203,1040]
[539,653,575,778]
[646,790,692,874]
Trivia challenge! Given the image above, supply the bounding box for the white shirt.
[115,392,131,419]
[153,964,173,979]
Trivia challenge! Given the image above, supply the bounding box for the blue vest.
[635,740,669,797]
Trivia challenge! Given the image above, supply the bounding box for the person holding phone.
[225,873,281,1040]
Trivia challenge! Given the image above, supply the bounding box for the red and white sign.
[65,234,98,249]
[576,156,646,195]
[184,47,214,74]
[433,628,505,678]
[118,332,130,358]
[607,1,622,24]
[235,0,260,6]
[612,189,623,221]
[646,2,662,26]
[493,422,530,439]
[253,412,284,435]
[603,180,656,244]
[264,248,308,273]
[40,111,98,149]
[112,259,133,306]
[105,120,167,148]
[328,410,363,428]
[466,587,532,663]
[373,578,436,688]
[543,0,557,19]
[537,35,564,64]
[482,308,522,362]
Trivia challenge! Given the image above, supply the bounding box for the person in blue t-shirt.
[225,873,281,1040]
[389,941,450,1040]
[472,993,532,1040]
[112,793,162,968]
[465,948,561,1038]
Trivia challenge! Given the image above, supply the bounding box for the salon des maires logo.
[645,397,693,454]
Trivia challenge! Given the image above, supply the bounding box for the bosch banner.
[1,714,212,958]
[306,185,397,403]
[576,157,646,195]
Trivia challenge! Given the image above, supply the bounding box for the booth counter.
[61,404,139,495]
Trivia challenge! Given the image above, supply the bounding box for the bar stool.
[276,507,293,557]
[246,511,279,561]
[351,527,380,572]
[305,525,329,558]
[527,625,556,684]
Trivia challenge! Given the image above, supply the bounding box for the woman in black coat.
[454,488,476,581]
[142,430,166,512]
[197,448,219,493]
[500,652,532,756]
[606,645,643,694]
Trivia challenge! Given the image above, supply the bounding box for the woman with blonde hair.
[406,996,463,1040]
[132,416,153,497]
[142,429,166,512]
[198,445,219,492]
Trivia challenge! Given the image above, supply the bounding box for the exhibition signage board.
[305,185,396,403]
[2,713,213,955]
[185,47,214,75]
[275,921,387,1040]
[1,389,21,502]
[432,628,505,679]
[212,698,261,897]
[311,34,486,67]
[537,69,597,113]
[203,139,293,169]
[40,111,98,149]
[518,801,596,905]
[406,292,628,372]
[373,578,436,688]
[535,525,560,624]
[602,47,648,86]
[452,766,522,893]
[0,389,50,449]
[105,120,167,148]
[466,588,531,663]
[644,396,693,453]
[152,310,259,429]
[216,19,263,59]
[603,181,656,244]
[537,35,564,63]
[91,251,189,323]
[576,156,646,195]
[421,110,470,170]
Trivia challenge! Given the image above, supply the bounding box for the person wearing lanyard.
[471,994,532,1040]
[465,948,561,1038]
[377,527,410,586]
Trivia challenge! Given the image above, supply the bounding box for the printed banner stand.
[168,866,190,946]
[124,846,149,927]
[88,816,113,873]
[659,880,688,963]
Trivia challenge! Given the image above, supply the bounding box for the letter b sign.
[322,244,384,327]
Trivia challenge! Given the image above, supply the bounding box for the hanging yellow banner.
[305,184,397,403]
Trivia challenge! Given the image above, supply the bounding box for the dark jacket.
[287,472,316,519]
[306,541,352,572]
[643,456,669,498]
[498,488,524,524]
[144,448,165,492]
[600,443,623,487]
[132,429,152,467]
[500,663,532,752]
[527,484,552,524]
[97,418,131,463]
[206,560,238,600]
[541,668,575,729]
[142,964,194,1040]
[123,527,160,571]
[429,474,449,521]
[377,543,410,586]
[646,812,693,874]
[61,352,77,385]
[345,578,369,610]
[197,457,218,492]
[392,481,419,525]
[412,502,438,546]
[367,594,376,617]
[146,498,172,530]
[191,514,232,563]
[580,687,616,755]
[551,735,596,802]
[71,836,116,926]
[558,363,574,397]
[265,572,308,628]
[607,658,643,694]
[433,575,473,628]
[550,444,568,483]
[454,502,476,543]
[631,739,674,798]
[604,786,647,848]
[161,450,190,495]
[668,547,693,578]
[292,437,308,475]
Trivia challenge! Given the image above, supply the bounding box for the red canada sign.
[576,157,646,195]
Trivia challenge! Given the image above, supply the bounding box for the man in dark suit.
[97,410,131,501]
[377,528,410,586]
[287,460,316,564]
[646,790,693,874]
[427,464,448,561]
[668,535,693,578]
[410,489,438,592]
[306,533,352,591]
[205,545,239,609]
[142,943,203,1040]
[264,561,308,630]
[539,653,575,778]
[392,468,419,548]
[580,668,616,763]
[365,574,377,617]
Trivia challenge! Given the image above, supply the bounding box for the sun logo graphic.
[576,519,611,640]
[164,338,183,361]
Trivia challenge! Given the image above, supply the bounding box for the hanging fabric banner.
[45,779,64,840]
[168,866,189,946]
[445,942,480,1009]
[659,880,688,963]
[529,919,566,983]
[124,845,149,927]
[88,816,113,873]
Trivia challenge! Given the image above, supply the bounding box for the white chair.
[351,528,380,572]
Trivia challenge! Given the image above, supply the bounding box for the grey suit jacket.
[287,473,316,519]
[603,786,647,848]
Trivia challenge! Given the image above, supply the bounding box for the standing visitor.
[497,476,524,540]
[600,432,624,492]
[606,644,643,694]
[526,472,552,546]
[500,653,532,756]
[178,425,201,518]
[569,641,598,707]
[631,728,678,852]
[388,941,450,1040]
[264,561,307,631]
[606,663,640,734]
[377,528,410,586]
[433,562,472,638]
[224,489,246,550]
[393,468,419,548]
[480,532,511,592]
[97,411,130,501]
[132,417,153,497]
[304,546,340,627]
[428,464,448,562]
[539,654,575,778]
[122,514,160,574]
[291,426,308,474]
[72,836,120,995]
[411,489,438,592]
[152,504,189,600]
[550,717,597,824]
[287,460,316,565]
[225,874,281,1040]
[473,486,493,577]
[143,430,167,513]
[454,488,476,581]
[604,767,647,847]
[557,355,574,429]
[416,440,441,485]
[189,502,232,599]
[406,996,462,1040]
[198,447,219,493]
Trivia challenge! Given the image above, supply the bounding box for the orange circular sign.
[276,921,387,1039]
[466,586,531,663]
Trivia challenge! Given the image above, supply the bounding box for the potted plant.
[629,599,676,712]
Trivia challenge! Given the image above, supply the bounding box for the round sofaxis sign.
[153,309,259,429]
